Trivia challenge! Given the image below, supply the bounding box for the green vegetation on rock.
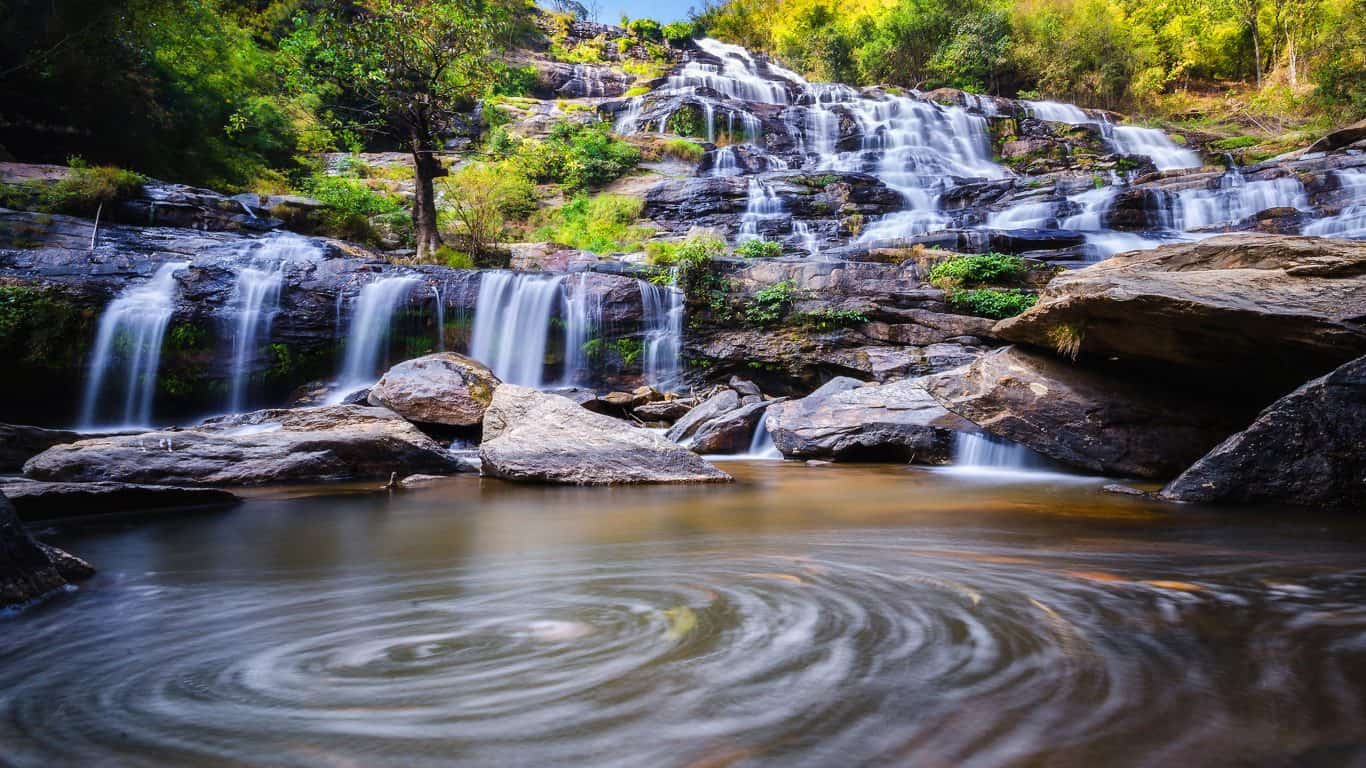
[534,194,652,253]
[929,253,1028,288]
[946,287,1038,319]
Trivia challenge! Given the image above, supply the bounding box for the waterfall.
[1107,125,1201,171]
[711,146,741,177]
[640,273,684,389]
[432,285,445,353]
[738,178,786,242]
[469,272,565,387]
[986,201,1058,230]
[1303,169,1366,239]
[946,432,1057,477]
[746,414,782,459]
[79,261,190,429]
[1026,101,1093,124]
[226,266,283,413]
[1175,170,1309,230]
[333,275,418,398]
[792,220,821,257]
[559,274,602,387]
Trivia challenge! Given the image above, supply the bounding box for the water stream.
[333,275,419,398]
[468,272,566,388]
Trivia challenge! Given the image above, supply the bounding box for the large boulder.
[1161,355,1366,509]
[923,346,1248,478]
[993,235,1366,397]
[23,405,460,486]
[766,377,970,463]
[480,385,731,485]
[684,399,783,454]
[1,491,93,609]
[1,480,239,521]
[367,353,500,429]
[0,424,84,473]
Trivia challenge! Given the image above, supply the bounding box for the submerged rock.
[765,377,969,463]
[367,353,500,428]
[479,385,731,485]
[1161,354,1366,510]
[1,480,239,521]
[23,405,460,486]
[923,346,1248,478]
[1,490,93,609]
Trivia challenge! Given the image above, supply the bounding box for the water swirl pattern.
[4,464,1366,767]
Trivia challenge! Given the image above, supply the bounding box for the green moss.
[744,280,796,327]
[0,284,93,368]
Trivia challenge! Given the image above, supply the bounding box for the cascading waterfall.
[432,285,446,353]
[79,261,190,429]
[559,274,603,387]
[469,272,565,388]
[1303,169,1366,239]
[1026,100,1093,124]
[639,272,684,389]
[947,432,1055,477]
[986,201,1058,230]
[1107,124,1201,171]
[745,413,782,459]
[224,235,320,413]
[333,275,418,398]
[738,177,787,242]
[1176,170,1309,230]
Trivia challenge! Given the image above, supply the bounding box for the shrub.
[661,21,696,46]
[533,193,652,253]
[928,253,1027,288]
[662,139,705,162]
[664,105,708,139]
[42,162,145,216]
[646,235,727,268]
[439,162,537,261]
[735,239,783,258]
[744,280,796,326]
[796,308,870,329]
[624,18,662,41]
[1210,136,1260,150]
[515,121,640,192]
[303,173,405,243]
[946,288,1037,319]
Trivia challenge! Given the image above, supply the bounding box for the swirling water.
[3,463,1366,767]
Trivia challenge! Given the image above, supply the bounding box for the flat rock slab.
[1,480,240,521]
[23,405,460,487]
[1161,354,1366,510]
[766,376,969,463]
[480,385,731,485]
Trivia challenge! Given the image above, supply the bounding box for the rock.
[1,490,92,609]
[23,405,460,486]
[1303,119,1366,155]
[993,235,1366,397]
[666,390,740,444]
[367,353,500,428]
[685,399,784,454]
[1161,355,1366,510]
[727,377,763,403]
[0,480,239,521]
[479,385,730,485]
[0,423,84,473]
[766,377,970,463]
[1101,483,1152,498]
[922,346,1247,478]
[633,400,693,422]
[397,474,451,488]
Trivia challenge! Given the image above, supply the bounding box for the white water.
[738,178,786,242]
[639,274,684,389]
[1176,170,1309,230]
[941,431,1077,481]
[559,274,602,387]
[1108,125,1201,171]
[432,285,446,353]
[986,201,1057,230]
[333,276,418,399]
[79,261,190,429]
[469,272,565,388]
[1303,169,1366,239]
[224,236,320,413]
[745,413,782,459]
[1026,101,1093,124]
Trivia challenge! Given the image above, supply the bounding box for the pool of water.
[3,462,1365,767]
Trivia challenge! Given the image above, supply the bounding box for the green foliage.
[435,246,477,269]
[735,239,783,258]
[744,280,796,326]
[515,121,640,192]
[946,288,1037,319]
[611,337,645,366]
[664,105,708,139]
[1209,135,1262,150]
[624,18,663,41]
[646,235,728,268]
[26,163,145,217]
[491,64,538,97]
[439,161,537,259]
[928,253,1027,288]
[661,21,697,45]
[0,285,91,369]
[796,308,870,329]
[304,173,405,243]
[662,139,706,162]
[533,193,653,253]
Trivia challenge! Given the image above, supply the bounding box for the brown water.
[3,462,1366,767]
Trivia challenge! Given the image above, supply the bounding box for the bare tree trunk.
[409,133,447,263]
[1251,13,1263,88]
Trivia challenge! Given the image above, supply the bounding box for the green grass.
[735,239,783,258]
[661,139,705,163]
[533,193,653,254]
[929,253,1028,289]
[946,288,1037,319]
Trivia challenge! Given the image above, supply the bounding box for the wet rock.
[1161,354,1366,510]
[993,234,1366,397]
[367,353,500,428]
[922,346,1247,478]
[0,424,84,473]
[632,399,693,422]
[23,405,461,486]
[0,480,239,521]
[479,385,730,485]
[667,390,741,444]
[1,490,92,609]
[682,398,784,454]
[766,377,969,463]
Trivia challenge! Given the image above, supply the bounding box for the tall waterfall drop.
[224,235,320,413]
[333,275,418,398]
[469,272,566,388]
[639,274,684,389]
[79,261,190,429]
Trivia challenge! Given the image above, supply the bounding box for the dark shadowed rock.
[1161,355,1366,509]
[632,400,692,422]
[23,406,460,486]
[367,353,500,428]
[0,424,84,473]
[480,386,731,485]
[666,390,741,444]
[1,480,240,521]
[685,399,784,454]
[922,346,1248,478]
[766,377,970,463]
[1,490,92,609]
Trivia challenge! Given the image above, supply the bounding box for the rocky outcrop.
[993,235,1366,397]
[1,480,239,521]
[367,353,500,429]
[663,383,782,454]
[479,385,731,485]
[1,490,93,609]
[23,405,460,486]
[923,346,1248,478]
[766,377,970,462]
[0,424,84,473]
[1161,355,1366,509]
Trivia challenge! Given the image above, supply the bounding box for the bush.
[735,239,783,258]
[533,193,653,253]
[303,173,405,243]
[624,18,662,41]
[744,280,796,326]
[514,121,640,192]
[929,253,1027,288]
[661,139,705,162]
[439,161,538,261]
[796,308,870,329]
[946,288,1037,319]
[661,21,696,46]
[42,162,144,216]
[646,235,727,268]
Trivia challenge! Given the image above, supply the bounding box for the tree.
[285,0,523,261]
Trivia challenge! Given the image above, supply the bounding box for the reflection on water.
[3,463,1366,767]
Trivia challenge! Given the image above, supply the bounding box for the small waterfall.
[1107,125,1201,171]
[226,266,283,413]
[640,272,684,389]
[432,285,445,352]
[1175,170,1309,230]
[559,274,603,387]
[739,178,786,242]
[792,220,821,257]
[710,146,741,177]
[986,201,1058,229]
[1026,101,1093,124]
[947,432,1066,479]
[1303,169,1366,239]
[746,414,782,459]
[79,261,190,429]
[334,275,418,397]
[469,272,565,387]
